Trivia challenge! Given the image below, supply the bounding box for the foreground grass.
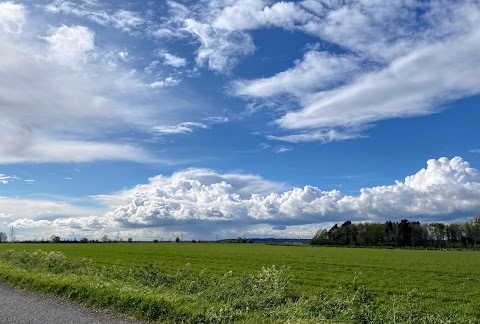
[0,249,470,323]
[0,243,479,317]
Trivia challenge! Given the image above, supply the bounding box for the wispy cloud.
[225,1,480,141]
[267,129,364,144]
[0,173,18,184]
[159,52,187,68]
[44,0,145,32]
[147,77,180,88]
[0,3,206,164]
[153,122,209,135]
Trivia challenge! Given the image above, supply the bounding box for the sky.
[0,0,480,241]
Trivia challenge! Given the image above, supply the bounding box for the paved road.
[0,284,147,324]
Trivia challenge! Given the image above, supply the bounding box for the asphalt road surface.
[0,284,146,324]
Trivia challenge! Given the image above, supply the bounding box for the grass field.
[0,243,479,322]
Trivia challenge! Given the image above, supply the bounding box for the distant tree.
[127,237,133,243]
[175,237,180,243]
[311,229,329,245]
[0,232,7,243]
[329,224,341,245]
[396,219,412,246]
[384,221,396,246]
[102,234,110,243]
[411,222,428,247]
[191,239,197,243]
[80,237,88,243]
[446,223,463,246]
[464,215,480,246]
[50,235,61,243]
[153,239,159,243]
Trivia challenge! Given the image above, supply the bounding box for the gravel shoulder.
[0,284,147,324]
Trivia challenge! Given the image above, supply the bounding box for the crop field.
[0,243,479,323]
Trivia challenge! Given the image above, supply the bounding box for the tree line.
[310,215,480,248]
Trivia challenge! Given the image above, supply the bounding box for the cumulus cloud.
[0,195,112,240]
[3,157,480,240]
[0,1,26,34]
[103,157,480,237]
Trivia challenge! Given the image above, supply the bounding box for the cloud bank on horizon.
[4,157,480,240]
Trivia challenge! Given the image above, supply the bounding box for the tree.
[464,215,480,246]
[127,237,133,243]
[50,235,61,243]
[175,237,180,243]
[311,229,329,245]
[102,234,110,243]
[397,219,412,246]
[0,232,7,243]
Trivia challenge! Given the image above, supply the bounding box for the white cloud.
[0,15,203,164]
[103,157,480,237]
[232,51,359,98]
[470,149,480,154]
[0,196,111,240]
[222,1,480,140]
[0,173,35,184]
[118,51,129,62]
[3,157,480,240]
[184,18,254,73]
[214,0,314,31]
[272,145,292,154]
[0,1,26,34]
[0,173,17,184]
[267,129,363,143]
[0,137,156,164]
[44,25,95,67]
[153,122,209,135]
[44,1,145,32]
[147,76,181,88]
[160,52,187,68]
[277,28,480,130]
[110,9,144,32]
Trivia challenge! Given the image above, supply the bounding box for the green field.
[0,243,479,323]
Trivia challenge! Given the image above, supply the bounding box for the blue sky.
[1,0,480,241]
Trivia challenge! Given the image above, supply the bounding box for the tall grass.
[0,249,462,323]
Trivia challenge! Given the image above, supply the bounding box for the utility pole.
[9,226,15,242]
